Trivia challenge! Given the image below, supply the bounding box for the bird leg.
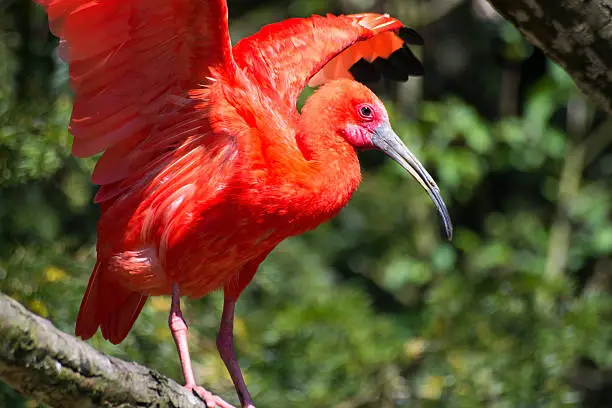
[217,295,255,408]
[169,283,236,408]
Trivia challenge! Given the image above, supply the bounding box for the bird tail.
[75,261,148,344]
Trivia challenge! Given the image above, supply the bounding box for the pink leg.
[217,295,255,408]
[169,283,236,408]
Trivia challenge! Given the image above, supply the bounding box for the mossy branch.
[0,291,204,408]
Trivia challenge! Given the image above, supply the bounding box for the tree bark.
[486,0,612,114]
[0,292,206,408]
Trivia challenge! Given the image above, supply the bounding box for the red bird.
[35,1,452,407]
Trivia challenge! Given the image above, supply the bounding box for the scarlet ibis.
[35,0,452,406]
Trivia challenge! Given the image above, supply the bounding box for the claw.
[188,385,237,408]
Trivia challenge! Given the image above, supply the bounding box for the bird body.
[35,1,452,406]
[80,75,366,343]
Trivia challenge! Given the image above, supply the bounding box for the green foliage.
[2,1,612,408]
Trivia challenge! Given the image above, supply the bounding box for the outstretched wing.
[232,13,424,111]
[35,0,236,192]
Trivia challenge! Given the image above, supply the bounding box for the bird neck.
[296,83,360,170]
[291,98,362,222]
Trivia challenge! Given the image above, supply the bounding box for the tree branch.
[486,0,612,115]
[0,292,204,408]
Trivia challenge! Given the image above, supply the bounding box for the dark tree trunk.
[486,0,612,114]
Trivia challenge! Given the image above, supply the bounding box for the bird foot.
[187,385,236,408]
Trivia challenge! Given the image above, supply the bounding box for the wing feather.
[232,13,423,111]
[35,0,235,189]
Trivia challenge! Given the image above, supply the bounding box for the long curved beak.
[371,123,453,240]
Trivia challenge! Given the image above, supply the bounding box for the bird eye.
[359,105,373,118]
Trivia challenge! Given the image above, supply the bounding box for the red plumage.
[34,1,449,406]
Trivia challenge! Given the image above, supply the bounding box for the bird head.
[306,79,453,239]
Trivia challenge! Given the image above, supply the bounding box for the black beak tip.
[444,223,453,241]
[438,209,453,241]
[434,198,453,241]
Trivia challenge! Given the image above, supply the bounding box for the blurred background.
[2,0,612,407]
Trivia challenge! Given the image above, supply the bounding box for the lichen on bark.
[0,292,206,408]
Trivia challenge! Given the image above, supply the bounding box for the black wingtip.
[349,58,382,83]
[398,27,424,45]
[349,26,424,85]
[391,46,424,77]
